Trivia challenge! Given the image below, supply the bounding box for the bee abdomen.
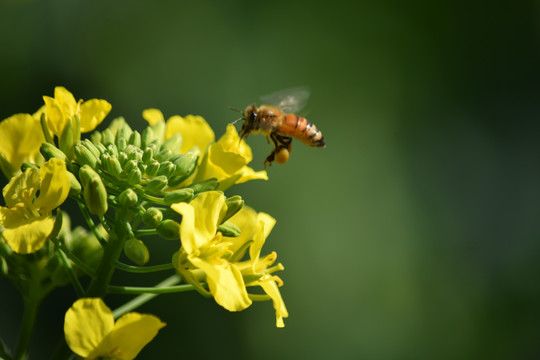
[281,114,326,148]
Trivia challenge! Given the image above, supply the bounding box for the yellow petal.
[89,312,165,360]
[54,86,78,116]
[79,99,112,133]
[258,275,289,327]
[225,205,258,256]
[64,298,115,358]
[171,191,226,253]
[43,96,67,136]
[0,113,45,177]
[0,208,53,254]
[33,159,70,214]
[190,255,252,311]
[249,213,276,266]
[142,108,165,126]
[3,167,40,209]
[218,124,252,162]
[165,115,215,153]
[236,167,268,184]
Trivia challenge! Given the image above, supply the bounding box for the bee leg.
[264,133,293,167]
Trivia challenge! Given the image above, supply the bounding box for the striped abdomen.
[279,114,326,147]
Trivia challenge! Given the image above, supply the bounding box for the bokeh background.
[2,0,540,359]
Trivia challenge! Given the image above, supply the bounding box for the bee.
[231,87,326,167]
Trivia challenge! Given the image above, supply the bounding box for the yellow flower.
[64,298,165,360]
[0,159,70,254]
[171,191,252,312]
[0,113,45,178]
[142,109,215,154]
[236,212,289,327]
[43,86,111,136]
[196,124,268,190]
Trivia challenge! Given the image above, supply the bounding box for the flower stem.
[13,294,40,360]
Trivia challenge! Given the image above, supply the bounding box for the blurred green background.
[2,0,540,359]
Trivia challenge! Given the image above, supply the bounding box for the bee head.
[244,105,258,124]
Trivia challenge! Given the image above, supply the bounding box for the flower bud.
[106,143,118,157]
[128,131,141,148]
[163,188,194,205]
[116,137,127,152]
[124,239,149,266]
[127,168,142,185]
[146,175,168,194]
[40,142,68,161]
[83,175,108,216]
[79,164,99,187]
[188,179,219,195]
[142,207,163,226]
[160,133,182,154]
[171,151,198,177]
[156,219,180,240]
[59,117,75,158]
[142,147,153,163]
[123,159,138,174]
[68,172,82,196]
[128,149,142,163]
[119,188,138,207]
[116,220,134,239]
[74,143,99,168]
[217,221,241,237]
[157,161,176,178]
[102,128,115,146]
[155,148,172,162]
[118,151,128,166]
[145,160,160,176]
[141,126,155,148]
[106,156,123,177]
[91,131,102,145]
[222,196,244,223]
[83,139,102,159]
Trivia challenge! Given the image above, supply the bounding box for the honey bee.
[231,87,326,167]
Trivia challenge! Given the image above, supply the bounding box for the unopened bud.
[163,188,194,205]
[119,188,138,207]
[79,165,99,187]
[128,131,141,148]
[142,147,153,163]
[83,139,102,159]
[74,143,99,168]
[106,143,118,157]
[107,156,123,177]
[222,196,244,223]
[118,151,128,166]
[123,159,138,174]
[102,129,115,146]
[156,219,180,240]
[68,172,81,196]
[142,207,163,226]
[172,151,199,177]
[128,149,142,163]
[124,239,149,266]
[116,137,127,152]
[157,161,176,178]
[83,175,108,216]
[155,148,172,162]
[59,117,75,158]
[127,168,142,185]
[146,175,168,194]
[160,133,182,154]
[141,127,154,148]
[145,160,160,176]
[40,142,67,161]
[188,179,219,195]
[217,221,241,237]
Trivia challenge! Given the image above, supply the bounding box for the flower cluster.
[0,87,288,360]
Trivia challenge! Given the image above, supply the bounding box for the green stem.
[86,231,125,297]
[13,295,41,360]
[108,283,197,295]
[111,275,181,318]
[55,248,85,297]
[114,261,174,273]
[76,199,108,246]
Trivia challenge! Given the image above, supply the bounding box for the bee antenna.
[228,106,243,114]
[231,117,243,125]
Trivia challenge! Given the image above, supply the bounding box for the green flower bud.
[163,188,194,205]
[146,175,168,194]
[141,127,154,148]
[160,133,182,154]
[124,239,149,266]
[102,128,115,146]
[115,119,133,142]
[142,207,163,226]
[83,176,108,216]
[150,120,165,145]
[156,219,180,240]
[222,196,244,223]
[123,159,138,174]
[68,172,82,196]
[106,143,118,157]
[157,161,176,178]
[74,143,99,168]
[128,131,141,148]
[124,144,136,155]
[106,156,123,177]
[116,220,134,239]
[155,148,172,163]
[145,160,160,176]
[118,151,129,166]
[142,147,153,163]
[59,117,75,158]
[117,137,127,152]
[127,168,142,185]
[40,142,68,161]
[138,162,147,174]
[188,178,219,195]
[79,164,99,187]
[91,131,102,145]
[217,221,241,237]
[119,188,138,207]
[83,139,102,158]
[96,143,108,155]
[128,149,142,163]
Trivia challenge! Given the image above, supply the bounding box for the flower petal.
[258,275,289,327]
[2,167,40,208]
[79,99,112,133]
[54,86,78,116]
[224,205,258,257]
[250,213,276,266]
[165,115,215,154]
[218,124,252,162]
[142,108,165,126]
[33,159,70,214]
[43,96,67,137]
[190,255,252,312]
[64,298,115,358]
[0,208,54,254]
[0,113,45,177]
[89,312,166,360]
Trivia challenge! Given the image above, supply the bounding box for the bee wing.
[260,86,311,114]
